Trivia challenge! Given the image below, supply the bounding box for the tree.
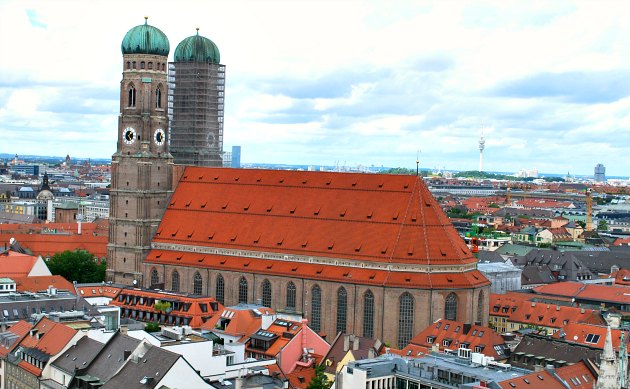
[145,321,160,332]
[598,220,608,231]
[307,365,331,389]
[45,250,106,283]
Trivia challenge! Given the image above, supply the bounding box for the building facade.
[169,30,225,167]
[595,163,606,182]
[106,18,175,285]
[142,167,490,348]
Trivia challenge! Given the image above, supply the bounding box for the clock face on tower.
[123,127,136,145]
[154,128,166,146]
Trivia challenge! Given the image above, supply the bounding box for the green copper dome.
[121,17,170,56]
[174,29,220,63]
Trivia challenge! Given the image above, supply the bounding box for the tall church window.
[311,285,321,333]
[193,272,203,295]
[148,62,153,70]
[238,277,248,304]
[286,282,296,310]
[216,274,224,305]
[363,290,375,338]
[141,61,145,69]
[445,293,458,321]
[150,268,159,287]
[171,270,180,292]
[132,61,136,69]
[261,279,272,308]
[398,292,414,349]
[477,291,484,324]
[155,87,162,109]
[126,61,131,70]
[336,287,347,334]
[128,85,136,107]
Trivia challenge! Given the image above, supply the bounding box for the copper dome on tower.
[174,29,220,63]
[121,17,170,56]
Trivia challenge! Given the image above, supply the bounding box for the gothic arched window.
[155,87,162,109]
[150,268,159,287]
[216,274,224,305]
[171,270,179,292]
[311,285,321,332]
[238,277,248,304]
[193,272,203,295]
[261,279,272,308]
[363,290,375,338]
[445,293,458,321]
[398,292,414,349]
[286,282,296,310]
[336,287,347,335]
[128,84,136,107]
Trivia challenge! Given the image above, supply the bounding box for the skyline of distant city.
[3,1,630,175]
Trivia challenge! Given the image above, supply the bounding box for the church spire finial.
[144,16,148,25]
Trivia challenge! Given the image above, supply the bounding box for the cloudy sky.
[1,0,630,176]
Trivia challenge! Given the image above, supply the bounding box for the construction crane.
[586,188,593,231]
[506,183,511,206]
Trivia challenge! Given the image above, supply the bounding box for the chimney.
[353,335,359,350]
[343,335,350,352]
[368,348,376,358]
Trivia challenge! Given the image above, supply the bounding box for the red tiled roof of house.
[515,199,574,209]
[201,306,274,337]
[0,251,40,278]
[534,282,630,306]
[150,167,483,268]
[403,319,508,359]
[17,317,77,376]
[13,275,75,294]
[0,234,107,258]
[612,269,630,286]
[498,361,594,388]
[614,237,630,246]
[110,288,223,328]
[551,322,628,350]
[246,318,304,358]
[506,302,604,329]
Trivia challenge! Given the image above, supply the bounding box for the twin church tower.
[107,18,225,284]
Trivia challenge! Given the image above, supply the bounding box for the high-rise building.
[107,18,174,284]
[231,146,241,168]
[168,29,225,167]
[595,163,606,182]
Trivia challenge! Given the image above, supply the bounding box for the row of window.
[127,85,163,109]
[126,61,166,71]
[151,268,483,349]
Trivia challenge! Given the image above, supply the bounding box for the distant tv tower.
[478,130,485,171]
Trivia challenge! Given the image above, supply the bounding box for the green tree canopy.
[307,365,331,389]
[45,250,106,283]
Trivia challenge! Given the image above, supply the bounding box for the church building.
[108,19,490,348]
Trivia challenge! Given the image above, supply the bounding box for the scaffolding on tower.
[168,61,225,167]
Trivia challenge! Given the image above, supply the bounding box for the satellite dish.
[133,279,138,286]
[9,237,15,245]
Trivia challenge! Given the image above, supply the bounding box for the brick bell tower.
[107,17,173,285]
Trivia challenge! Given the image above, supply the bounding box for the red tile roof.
[150,167,482,269]
[201,306,274,337]
[0,251,41,278]
[0,234,107,258]
[0,320,33,358]
[551,322,629,350]
[534,282,630,306]
[403,319,508,359]
[16,317,77,376]
[13,275,75,294]
[498,361,594,389]
[110,288,222,328]
[506,302,603,329]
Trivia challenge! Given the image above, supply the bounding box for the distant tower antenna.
[416,150,420,176]
[478,128,485,172]
[586,188,593,231]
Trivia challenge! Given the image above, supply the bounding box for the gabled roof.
[81,331,142,383]
[0,251,41,278]
[322,334,382,375]
[0,320,33,358]
[508,333,601,370]
[101,346,180,389]
[505,301,604,329]
[403,319,508,360]
[149,167,481,269]
[52,336,105,374]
